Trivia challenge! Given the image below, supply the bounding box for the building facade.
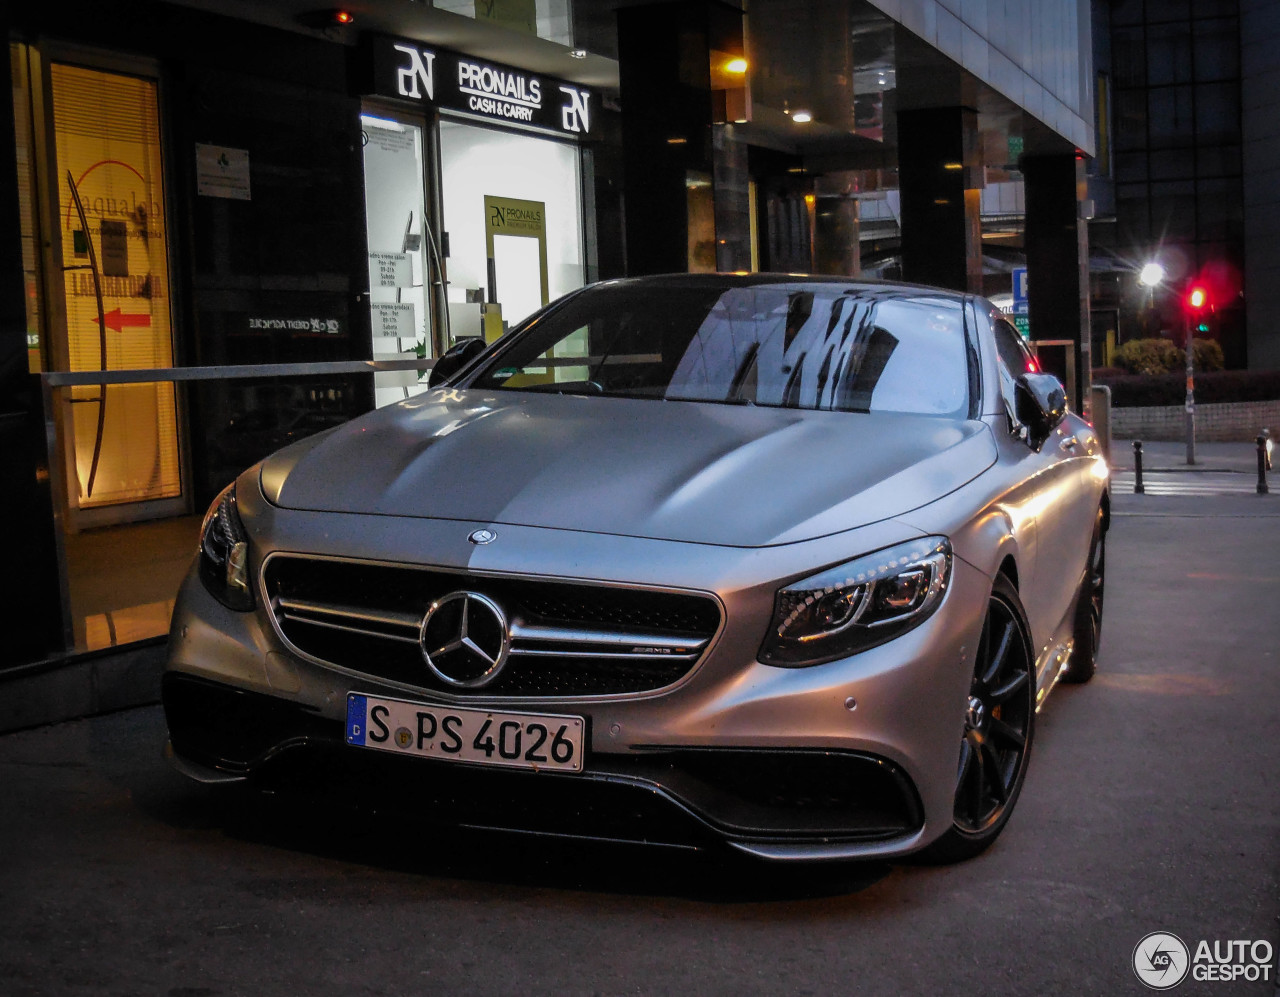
[1,0,1095,704]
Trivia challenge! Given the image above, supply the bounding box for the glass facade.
[432,0,572,47]
[1108,0,1245,363]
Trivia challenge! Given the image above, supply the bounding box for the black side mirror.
[427,337,487,388]
[1014,372,1067,451]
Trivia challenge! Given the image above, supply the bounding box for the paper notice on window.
[196,144,251,201]
[99,220,129,277]
[371,302,416,338]
[369,252,412,288]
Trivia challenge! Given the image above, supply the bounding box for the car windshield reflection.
[469,280,971,418]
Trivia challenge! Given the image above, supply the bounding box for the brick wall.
[1112,399,1280,441]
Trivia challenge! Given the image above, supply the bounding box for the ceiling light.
[792,110,813,123]
[568,48,588,59]
[725,57,748,74]
[297,8,355,28]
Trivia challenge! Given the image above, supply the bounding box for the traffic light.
[1185,285,1209,312]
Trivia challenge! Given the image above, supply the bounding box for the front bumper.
[163,672,924,860]
[166,498,992,860]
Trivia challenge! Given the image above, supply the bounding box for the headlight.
[759,536,951,667]
[198,482,254,611]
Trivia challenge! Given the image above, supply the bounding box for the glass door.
[361,109,439,408]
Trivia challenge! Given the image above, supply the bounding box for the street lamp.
[1137,261,1202,465]
[1138,262,1166,288]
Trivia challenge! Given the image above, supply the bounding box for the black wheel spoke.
[968,734,986,816]
[990,669,1029,704]
[974,617,991,690]
[957,735,975,786]
[989,716,1026,750]
[981,740,1008,803]
[979,620,1013,687]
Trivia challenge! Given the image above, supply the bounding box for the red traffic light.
[1186,285,1209,311]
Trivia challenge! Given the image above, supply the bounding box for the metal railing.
[38,358,437,656]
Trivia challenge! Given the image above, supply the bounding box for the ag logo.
[1133,932,1190,990]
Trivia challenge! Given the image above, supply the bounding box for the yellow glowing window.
[52,63,180,508]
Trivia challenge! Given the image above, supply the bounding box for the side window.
[991,318,1036,413]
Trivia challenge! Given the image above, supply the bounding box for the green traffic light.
[1196,323,1210,333]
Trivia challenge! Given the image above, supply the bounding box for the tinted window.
[470,282,971,417]
[991,318,1037,413]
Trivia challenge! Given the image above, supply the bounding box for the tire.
[919,573,1036,863]
[1062,505,1106,684]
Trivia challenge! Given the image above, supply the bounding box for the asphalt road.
[2,473,1278,996]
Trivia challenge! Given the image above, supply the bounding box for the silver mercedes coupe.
[164,274,1109,863]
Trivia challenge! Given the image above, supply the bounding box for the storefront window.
[438,120,583,339]
[361,112,436,407]
[50,62,181,513]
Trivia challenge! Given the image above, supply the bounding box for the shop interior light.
[791,110,813,123]
[725,57,748,74]
[568,49,588,59]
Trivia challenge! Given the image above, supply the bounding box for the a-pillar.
[617,1,749,275]
[897,107,982,293]
[1023,154,1091,415]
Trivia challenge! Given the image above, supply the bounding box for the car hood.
[260,390,996,547]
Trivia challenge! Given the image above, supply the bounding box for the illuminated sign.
[366,36,592,137]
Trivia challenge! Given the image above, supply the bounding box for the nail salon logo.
[558,85,590,133]
[393,44,436,100]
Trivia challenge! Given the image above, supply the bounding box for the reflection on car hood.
[261,390,997,547]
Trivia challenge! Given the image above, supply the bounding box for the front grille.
[261,554,722,697]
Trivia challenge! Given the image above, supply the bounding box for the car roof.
[585,272,975,303]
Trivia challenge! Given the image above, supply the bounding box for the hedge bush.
[1111,338,1225,375]
[1113,338,1183,374]
[1094,368,1280,407]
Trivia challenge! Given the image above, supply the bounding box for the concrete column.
[896,107,982,293]
[617,0,747,275]
[712,123,751,273]
[0,36,67,664]
[1023,154,1092,415]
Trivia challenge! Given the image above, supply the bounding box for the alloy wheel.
[954,592,1034,833]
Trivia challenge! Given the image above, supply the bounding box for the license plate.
[345,693,585,774]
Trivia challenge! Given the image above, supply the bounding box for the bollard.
[1133,440,1145,494]
[1258,435,1270,494]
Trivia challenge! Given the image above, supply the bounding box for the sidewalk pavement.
[1106,436,1277,504]
[1110,436,1270,473]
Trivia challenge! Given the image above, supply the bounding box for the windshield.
[469,280,972,417]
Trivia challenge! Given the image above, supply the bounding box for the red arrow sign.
[94,308,152,332]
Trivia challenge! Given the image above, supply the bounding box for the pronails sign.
[367,36,591,137]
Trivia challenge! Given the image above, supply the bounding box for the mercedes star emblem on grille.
[419,591,511,688]
[468,529,497,545]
